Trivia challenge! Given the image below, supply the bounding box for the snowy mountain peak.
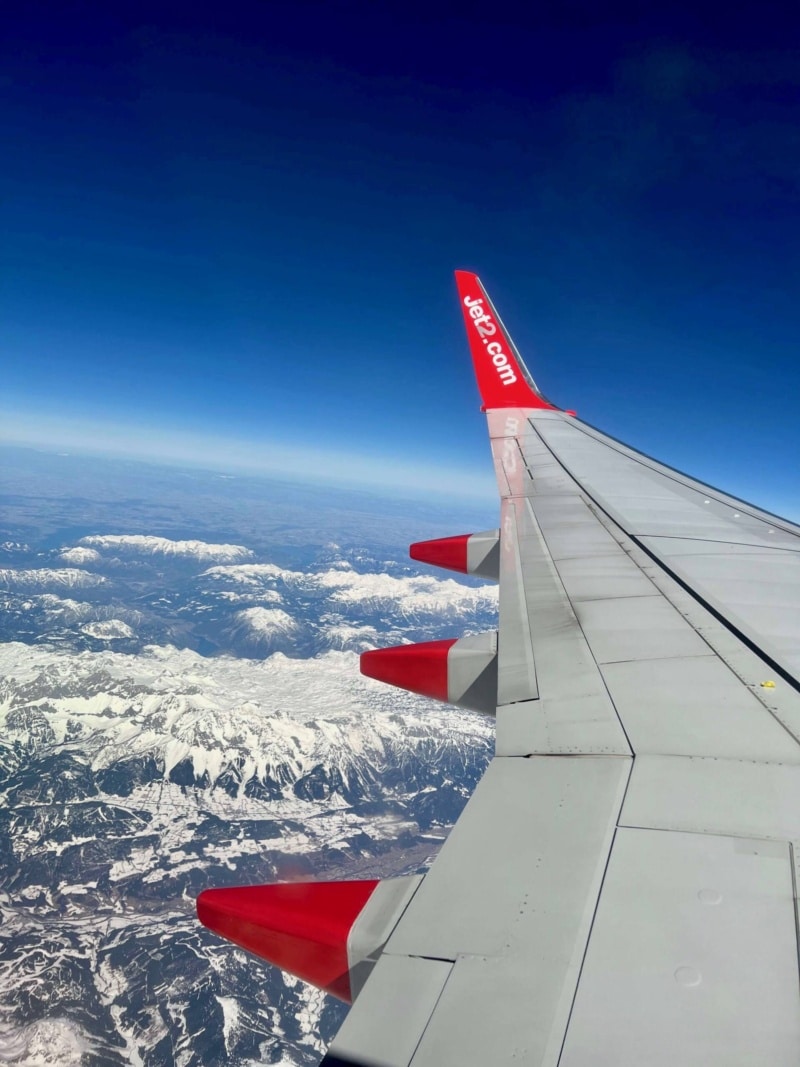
[80,619,135,641]
[0,568,107,591]
[59,547,102,565]
[78,535,254,563]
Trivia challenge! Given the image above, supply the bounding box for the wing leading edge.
[198,272,800,1066]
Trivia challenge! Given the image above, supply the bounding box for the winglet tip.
[454,269,557,412]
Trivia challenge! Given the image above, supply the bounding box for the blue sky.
[2,3,799,515]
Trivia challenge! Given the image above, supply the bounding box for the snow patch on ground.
[214,588,283,605]
[224,607,300,651]
[59,546,102,565]
[321,618,381,651]
[81,619,135,641]
[0,641,493,786]
[219,996,240,1056]
[0,569,107,591]
[200,561,497,619]
[34,594,96,621]
[201,562,304,586]
[233,607,298,637]
[315,568,497,616]
[0,1017,93,1065]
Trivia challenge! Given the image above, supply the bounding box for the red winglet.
[410,534,470,574]
[455,270,556,411]
[197,879,379,1003]
[361,640,456,702]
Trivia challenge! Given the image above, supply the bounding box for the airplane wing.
[198,272,800,1065]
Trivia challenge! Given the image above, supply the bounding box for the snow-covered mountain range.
[0,532,497,660]
[78,536,255,564]
[0,499,497,1066]
[0,568,107,591]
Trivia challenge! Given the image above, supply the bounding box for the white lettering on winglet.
[463,295,517,385]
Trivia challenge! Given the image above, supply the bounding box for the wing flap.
[384,756,630,961]
[356,755,629,1066]
[322,954,452,1067]
[496,492,631,757]
[560,829,800,1067]
[621,755,800,840]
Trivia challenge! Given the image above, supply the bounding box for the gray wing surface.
[321,279,800,1066]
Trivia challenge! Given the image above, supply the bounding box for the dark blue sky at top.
[2,2,799,513]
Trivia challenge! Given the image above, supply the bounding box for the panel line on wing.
[630,534,800,553]
[525,417,800,696]
[631,536,800,694]
[533,416,800,553]
[537,413,800,539]
[553,824,627,1066]
[512,418,800,763]
[789,841,800,1000]
[521,496,634,756]
[621,755,800,840]
[497,497,539,705]
[386,756,633,1066]
[559,826,800,1066]
[548,734,639,1064]
[514,495,633,756]
[572,497,800,748]
[324,954,454,1067]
